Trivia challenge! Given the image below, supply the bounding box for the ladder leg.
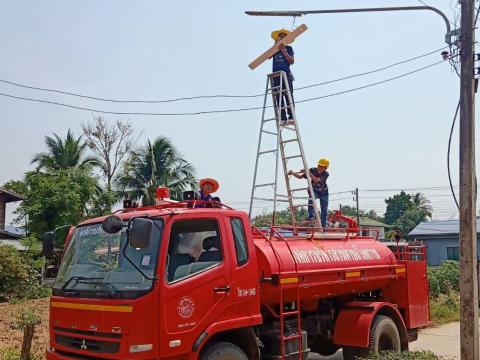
[283,75,322,229]
[249,77,271,219]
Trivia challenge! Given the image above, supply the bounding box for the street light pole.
[459,0,478,358]
[247,4,478,359]
[246,6,454,44]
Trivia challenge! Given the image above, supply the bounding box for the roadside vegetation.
[0,117,197,358]
[427,261,460,325]
[365,351,443,359]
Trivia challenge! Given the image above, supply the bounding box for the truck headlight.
[129,344,153,353]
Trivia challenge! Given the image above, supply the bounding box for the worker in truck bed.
[271,28,295,125]
[289,158,330,227]
[196,178,221,207]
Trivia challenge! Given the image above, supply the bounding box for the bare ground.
[0,298,49,359]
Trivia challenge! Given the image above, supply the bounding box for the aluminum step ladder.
[249,71,322,229]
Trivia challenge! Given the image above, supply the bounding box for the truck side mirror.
[102,215,124,234]
[42,231,55,258]
[129,218,152,249]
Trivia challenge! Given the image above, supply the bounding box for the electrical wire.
[0,59,449,116]
[0,46,447,104]
[447,100,461,210]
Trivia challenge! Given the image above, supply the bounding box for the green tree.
[391,208,428,236]
[4,169,98,236]
[384,191,432,237]
[384,191,414,225]
[336,206,384,222]
[31,129,98,172]
[412,192,433,219]
[115,136,196,204]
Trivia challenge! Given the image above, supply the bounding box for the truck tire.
[368,315,401,353]
[201,341,248,360]
[342,315,401,360]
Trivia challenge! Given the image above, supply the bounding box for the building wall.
[423,236,480,266]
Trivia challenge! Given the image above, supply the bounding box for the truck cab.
[46,203,262,360]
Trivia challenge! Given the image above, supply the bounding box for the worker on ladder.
[289,158,330,228]
[271,28,295,125]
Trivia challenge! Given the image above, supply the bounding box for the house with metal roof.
[358,217,389,240]
[409,219,477,266]
[0,187,27,250]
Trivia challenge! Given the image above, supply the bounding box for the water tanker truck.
[43,192,430,360]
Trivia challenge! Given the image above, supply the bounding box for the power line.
[0,46,447,104]
[447,100,461,210]
[0,59,449,116]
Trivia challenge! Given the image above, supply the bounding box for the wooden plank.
[248,24,308,70]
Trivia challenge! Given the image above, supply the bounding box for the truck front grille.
[55,335,120,354]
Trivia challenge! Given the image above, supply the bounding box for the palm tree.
[32,129,98,171]
[412,192,433,219]
[115,136,196,204]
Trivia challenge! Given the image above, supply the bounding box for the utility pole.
[353,188,360,227]
[459,0,479,358]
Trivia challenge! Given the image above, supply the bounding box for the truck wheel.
[369,315,401,353]
[201,341,248,360]
[342,315,401,360]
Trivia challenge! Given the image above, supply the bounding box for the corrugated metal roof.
[0,187,25,202]
[358,217,389,228]
[409,218,480,236]
[0,239,27,250]
[0,229,23,239]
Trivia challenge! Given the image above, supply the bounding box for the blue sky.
[1,0,475,223]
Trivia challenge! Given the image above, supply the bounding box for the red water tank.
[254,234,397,306]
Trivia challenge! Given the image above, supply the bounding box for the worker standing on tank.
[271,28,295,125]
[289,158,330,228]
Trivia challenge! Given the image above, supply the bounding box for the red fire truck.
[43,193,430,360]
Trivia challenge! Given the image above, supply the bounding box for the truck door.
[159,215,232,358]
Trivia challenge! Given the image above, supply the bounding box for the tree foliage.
[339,205,384,222]
[115,136,196,204]
[5,170,98,236]
[31,129,98,172]
[0,245,49,301]
[252,208,309,227]
[384,191,432,237]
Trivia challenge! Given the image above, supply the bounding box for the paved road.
[307,321,467,359]
[309,350,343,359]
[409,321,469,359]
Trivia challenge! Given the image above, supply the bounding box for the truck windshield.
[53,220,163,299]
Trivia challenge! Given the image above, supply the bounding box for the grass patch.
[429,291,460,326]
[365,351,442,359]
[0,347,20,360]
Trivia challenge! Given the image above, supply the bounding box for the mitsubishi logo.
[80,339,88,350]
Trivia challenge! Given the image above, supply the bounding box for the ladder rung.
[282,310,299,317]
[289,188,308,192]
[253,182,275,188]
[262,130,278,136]
[285,155,302,160]
[263,117,277,122]
[281,139,299,144]
[259,149,277,155]
[283,334,301,341]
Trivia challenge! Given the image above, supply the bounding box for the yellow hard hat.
[271,28,292,41]
[318,158,330,168]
